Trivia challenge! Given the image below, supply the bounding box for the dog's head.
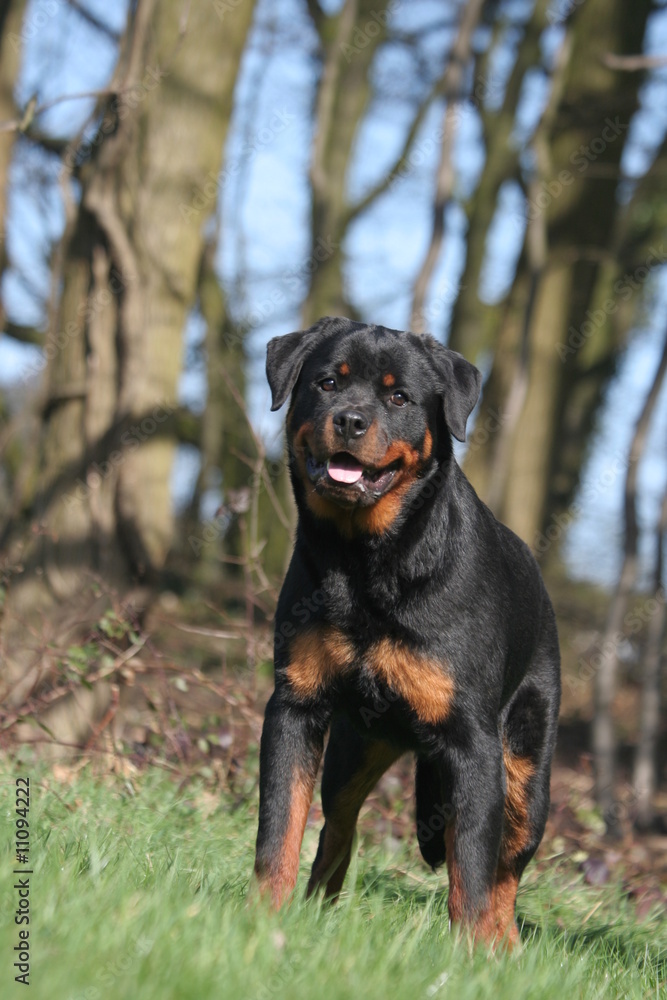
[267,316,481,535]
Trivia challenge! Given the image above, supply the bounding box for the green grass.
[0,754,664,1000]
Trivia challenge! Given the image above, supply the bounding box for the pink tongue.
[327,455,364,484]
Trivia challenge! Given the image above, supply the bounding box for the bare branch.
[309,0,359,201]
[1,321,43,345]
[409,0,486,332]
[66,0,122,41]
[345,84,440,225]
[0,89,117,134]
[602,52,667,71]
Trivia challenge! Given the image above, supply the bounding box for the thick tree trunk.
[447,0,549,358]
[463,0,653,550]
[0,0,27,313]
[1,0,256,726]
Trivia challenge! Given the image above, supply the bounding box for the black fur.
[254,317,560,944]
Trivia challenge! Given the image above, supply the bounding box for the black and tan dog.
[254,316,560,947]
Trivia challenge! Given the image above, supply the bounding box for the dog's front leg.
[444,736,506,946]
[254,691,325,907]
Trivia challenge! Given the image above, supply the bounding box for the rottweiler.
[254,316,560,948]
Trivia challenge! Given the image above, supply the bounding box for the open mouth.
[306,450,399,501]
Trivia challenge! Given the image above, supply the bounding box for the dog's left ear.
[426,338,482,442]
[266,316,339,411]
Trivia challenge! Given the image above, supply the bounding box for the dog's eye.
[319,378,336,392]
[390,391,408,407]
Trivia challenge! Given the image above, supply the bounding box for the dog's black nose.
[333,409,369,440]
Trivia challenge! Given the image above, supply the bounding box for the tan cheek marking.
[353,439,422,535]
[367,638,454,724]
[286,626,356,698]
[502,747,534,858]
[300,432,429,537]
[377,439,421,468]
[422,427,433,459]
[383,373,395,387]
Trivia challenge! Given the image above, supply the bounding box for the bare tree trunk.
[447,0,549,358]
[1,0,256,732]
[409,0,484,333]
[593,327,667,830]
[632,469,667,829]
[462,0,652,549]
[482,27,571,517]
[0,0,27,319]
[302,0,388,324]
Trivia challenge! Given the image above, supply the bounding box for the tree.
[446,0,654,553]
[1,0,256,720]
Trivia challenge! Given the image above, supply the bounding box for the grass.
[0,753,665,1000]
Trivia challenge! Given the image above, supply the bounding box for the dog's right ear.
[266,317,336,411]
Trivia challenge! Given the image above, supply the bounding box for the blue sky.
[2,0,667,587]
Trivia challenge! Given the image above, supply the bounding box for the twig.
[166,623,239,639]
[602,53,667,72]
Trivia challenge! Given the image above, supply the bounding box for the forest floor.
[1,572,666,998]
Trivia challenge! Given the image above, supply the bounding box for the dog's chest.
[285,623,454,729]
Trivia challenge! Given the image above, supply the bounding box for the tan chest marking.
[286,626,356,698]
[286,631,454,725]
[367,638,454,724]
